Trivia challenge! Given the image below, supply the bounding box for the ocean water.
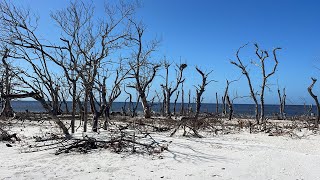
[5,101,317,117]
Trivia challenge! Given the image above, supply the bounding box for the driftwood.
[0,127,20,142]
[170,117,203,138]
[24,126,170,155]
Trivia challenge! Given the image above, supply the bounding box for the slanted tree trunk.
[231,50,259,123]
[222,80,232,116]
[128,21,160,119]
[308,78,320,128]
[4,92,70,137]
[173,91,180,116]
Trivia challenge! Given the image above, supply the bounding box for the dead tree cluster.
[160,61,187,118]
[3,0,320,142]
[231,43,281,126]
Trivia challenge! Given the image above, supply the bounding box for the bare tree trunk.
[83,89,89,132]
[161,62,187,118]
[173,91,180,116]
[308,78,320,128]
[195,95,202,118]
[260,80,266,126]
[90,92,99,132]
[180,82,185,115]
[128,21,160,119]
[0,50,14,117]
[195,67,213,118]
[11,92,71,137]
[162,89,166,116]
[165,92,171,118]
[215,92,219,114]
[103,105,110,130]
[226,94,233,120]
[140,92,151,118]
[255,44,280,126]
[231,44,259,123]
[231,44,281,125]
[77,97,84,126]
[188,89,191,115]
[277,87,286,120]
[71,80,76,133]
[282,88,286,119]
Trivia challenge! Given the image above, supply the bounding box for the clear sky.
[10,0,320,105]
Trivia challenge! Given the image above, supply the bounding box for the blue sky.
[11,0,320,105]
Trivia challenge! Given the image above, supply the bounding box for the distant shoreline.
[5,101,317,117]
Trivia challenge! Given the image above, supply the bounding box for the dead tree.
[124,87,139,117]
[101,65,129,130]
[128,21,160,118]
[0,1,73,137]
[51,1,134,132]
[254,44,281,125]
[173,91,180,116]
[277,87,286,119]
[154,90,163,115]
[194,67,213,118]
[0,48,14,117]
[308,78,319,128]
[226,93,233,120]
[162,88,166,116]
[0,1,67,115]
[223,80,233,120]
[231,44,259,123]
[222,82,229,116]
[187,89,191,115]
[161,61,187,118]
[180,82,185,115]
[231,44,281,125]
[215,92,219,114]
[54,38,80,133]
